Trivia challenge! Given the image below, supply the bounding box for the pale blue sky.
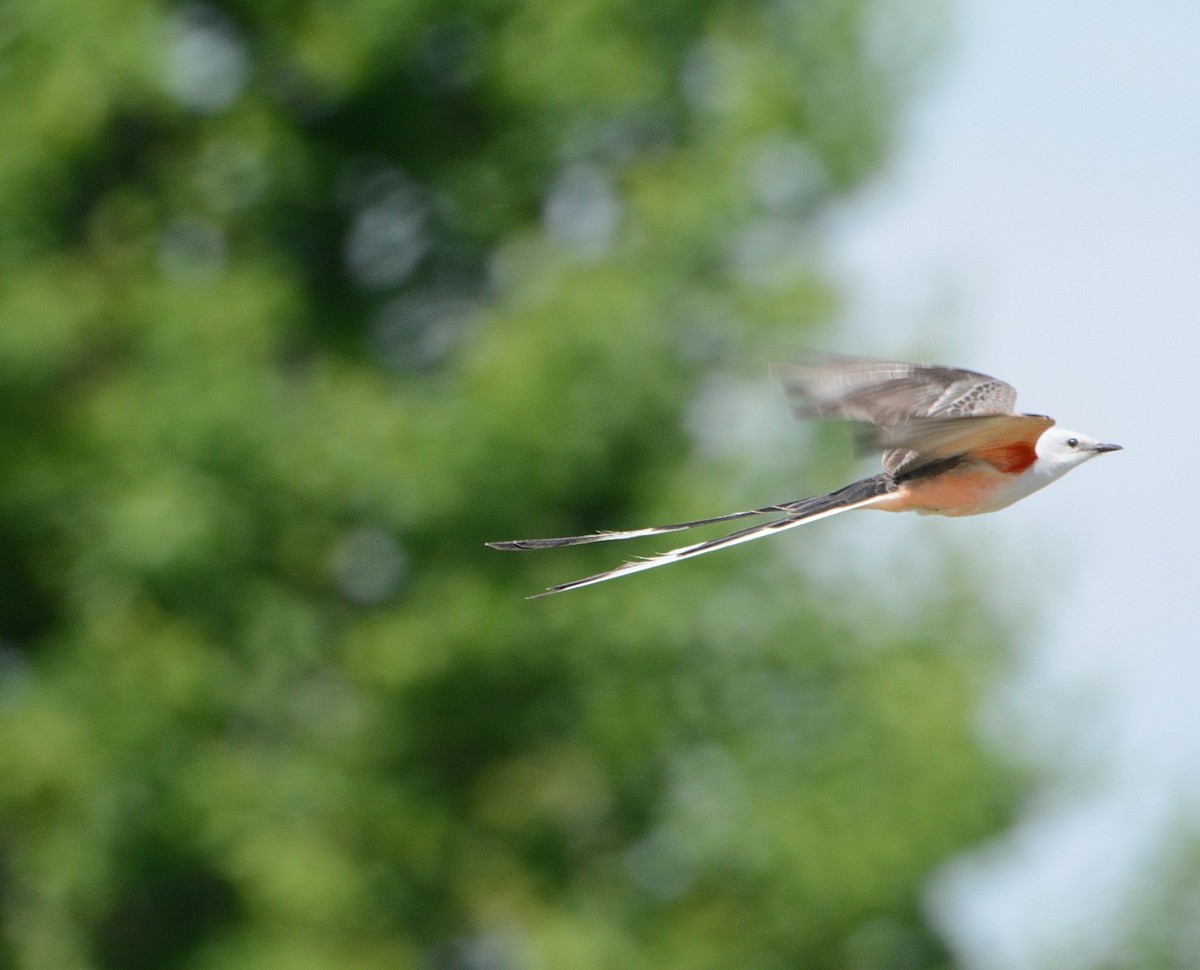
[828,0,1200,966]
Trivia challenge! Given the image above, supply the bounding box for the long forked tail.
[490,475,895,598]
[487,503,789,551]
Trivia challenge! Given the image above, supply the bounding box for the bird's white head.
[1035,427,1122,477]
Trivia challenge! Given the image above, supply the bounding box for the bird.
[488,355,1122,597]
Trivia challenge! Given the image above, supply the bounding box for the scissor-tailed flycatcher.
[489,355,1121,597]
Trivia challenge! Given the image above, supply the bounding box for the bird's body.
[489,355,1121,597]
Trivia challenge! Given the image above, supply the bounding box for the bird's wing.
[770,355,1018,425]
[871,413,1055,477]
[770,355,1021,473]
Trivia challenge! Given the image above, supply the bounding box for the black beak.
[1093,442,1123,453]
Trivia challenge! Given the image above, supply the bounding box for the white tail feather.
[526,490,892,598]
[486,505,785,551]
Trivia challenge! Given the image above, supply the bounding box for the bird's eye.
[1066,437,1079,448]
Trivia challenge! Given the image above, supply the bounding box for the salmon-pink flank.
[976,441,1038,475]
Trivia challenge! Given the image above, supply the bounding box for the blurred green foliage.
[1093,828,1200,970]
[0,0,1025,968]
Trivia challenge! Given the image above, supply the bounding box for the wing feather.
[771,354,1023,473]
[770,355,1018,425]
[871,413,1055,477]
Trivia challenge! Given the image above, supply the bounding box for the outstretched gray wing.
[771,355,1017,423]
[770,355,1021,473]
